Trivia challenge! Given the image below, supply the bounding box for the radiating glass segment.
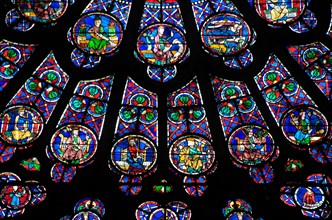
[0,52,69,163]
[0,40,37,91]
[287,42,332,100]
[255,53,331,164]
[211,76,279,183]
[109,77,158,195]
[47,76,113,183]
[167,77,216,196]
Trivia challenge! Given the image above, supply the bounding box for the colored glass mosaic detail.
[16,0,69,23]
[191,0,254,69]
[287,42,332,100]
[69,0,132,68]
[110,77,158,195]
[48,76,113,183]
[0,105,44,146]
[228,125,275,166]
[0,172,46,218]
[50,124,98,165]
[285,158,304,172]
[61,197,105,219]
[281,173,332,219]
[255,53,315,125]
[20,157,41,171]
[72,12,123,55]
[223,199,264,219]
[169,135,215,175]
[136,201,191,220]
[153,180,173,194]
[0,40,37,91]
[200,13,251,56]
[111,135,157,175]
[58,76,113,138]
[281,106,328,147]
[137,23,187,66]
[254,0,305,25]
[136,0,188,82]
[8,52,70,123]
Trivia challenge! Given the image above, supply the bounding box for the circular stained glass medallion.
[200,13,251,56]
[137,23,187,66]
[254,0,306,25]
[228,125,275,166]
[50,124,98,165]
[226,212,253,220]
[16,0,69,23]
[0,105,44,145]
[73,211,100,220]
[74,198,105,217]
[295,186,325,210]
[281,106,328,146]
[111,135,157,175]
[1,185,31,209]
[150,208,177,220]
[72,12,123,55]
[0,46,21,64]
[169,135,215,175]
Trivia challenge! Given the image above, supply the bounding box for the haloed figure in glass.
[152,25,174,65]
[12,108,36,142]
[268,0,290,24]
[179,138,205,174]
[290,109,325,145]
[33,0,55,21]
[9,186,26,207]
[61,127,91,164]
[235,127,265,163]
[3,107,39,144]
[87,16,118,55]
[126,136,146,173]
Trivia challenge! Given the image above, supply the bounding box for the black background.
[0,0,332,219]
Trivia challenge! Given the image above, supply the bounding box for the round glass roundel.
[72,12,123,55]
[294,186,325,210]
[1,185,31,209]
[200,13,251,56]
[254,0,306,25]
[169,135,215,175]
[228,125,275,166]
[281,106,328,146]
[150,208,177,220]
[16,0,69,23]
[111,135,157,175]
[73,211,100,220]
[74,198,105,217]
[226,212,253,220]
[137,23,187,66]
[0,105,44,145]
[50,124,98,165]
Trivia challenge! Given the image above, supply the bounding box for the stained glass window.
[0,0,331,219]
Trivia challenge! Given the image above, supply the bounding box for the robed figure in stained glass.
[87,16,118,55]
[268,0,290,24]
[152,25,174,65]
[60,127,91,164]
